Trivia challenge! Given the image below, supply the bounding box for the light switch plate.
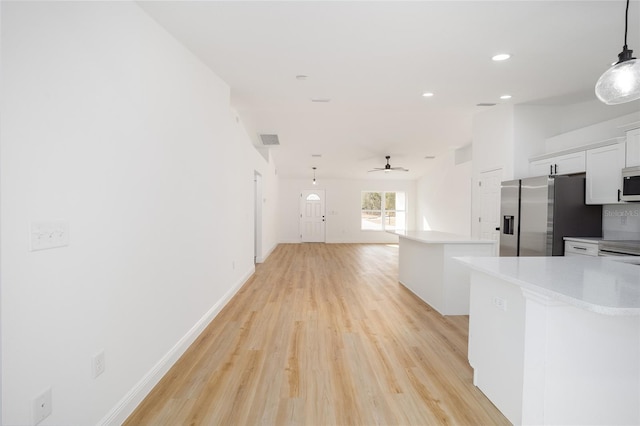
[493,296,507,311]
[92,350,106,378]
[30,221,70,251]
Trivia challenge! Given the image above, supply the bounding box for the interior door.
[300,189,325,242]
[479,168,502,254]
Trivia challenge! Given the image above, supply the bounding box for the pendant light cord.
[624,0,629,49]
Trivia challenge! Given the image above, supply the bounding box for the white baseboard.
[98,266,255,426]
[256,242,278,263]
[279,238,301,244]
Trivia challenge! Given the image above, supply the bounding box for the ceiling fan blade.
[369,156,408,172]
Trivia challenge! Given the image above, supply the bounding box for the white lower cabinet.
[586,142,626,204]
[563,238,599,257]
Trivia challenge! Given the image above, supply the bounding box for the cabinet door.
[554,152,586,175]
[626,128,640,167]
[529,158,554,176]
[529,152,586,177]
[586,143,626,204]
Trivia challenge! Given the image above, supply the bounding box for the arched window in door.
[306,193,321,201]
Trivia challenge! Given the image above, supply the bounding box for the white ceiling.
[138,1,640,180]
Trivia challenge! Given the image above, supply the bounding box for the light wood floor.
[125,243,508,425]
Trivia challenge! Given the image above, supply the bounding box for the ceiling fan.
[368,156,409,173]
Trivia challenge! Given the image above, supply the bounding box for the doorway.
[254,171,262,263]
[300,189,326,243]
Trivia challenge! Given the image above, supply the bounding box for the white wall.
[0,0,4,419]
[544,110,640,153]
[602,204,640,240]
[279,178,416,244]
[512,105,562,178]
[471,105,514,238]
[232,117,279,262]
[261,153,280,259]
[471,105,515,181]
[550,99,640,141]
[416,150,472,236]
[0,2,276,424]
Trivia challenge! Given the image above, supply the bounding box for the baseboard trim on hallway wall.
[256,242,278,263]
[279,238,302,244]
[98,266,256,426]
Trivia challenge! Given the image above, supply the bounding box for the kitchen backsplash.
[603,205,640,240]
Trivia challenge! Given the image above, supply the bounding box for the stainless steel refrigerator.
[499,175,602,256]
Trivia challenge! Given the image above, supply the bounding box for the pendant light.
[595,0,640,105]
[312,167,317,185]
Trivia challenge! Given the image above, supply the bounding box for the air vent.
[311,154,322,158]
[259,134,280,146]
[476,103,497,107]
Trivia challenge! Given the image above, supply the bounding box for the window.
[306,194,321,201]
[361,191,406,231]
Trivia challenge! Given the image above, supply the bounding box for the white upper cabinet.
[529,151,586,177]
[626,128,640,167]
[585,142,626,204]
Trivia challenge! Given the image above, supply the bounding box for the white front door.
[479,168,502,253]
[300,189,325,242]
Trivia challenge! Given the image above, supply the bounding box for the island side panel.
[398,237,445,314]
[538,302,640,425]
[468,267,640,426]
[468,270,526,425]
[442,243,494,315]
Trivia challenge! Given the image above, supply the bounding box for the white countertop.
[563,236,603,244]
[456,256,640,316]
[389,230,496,245]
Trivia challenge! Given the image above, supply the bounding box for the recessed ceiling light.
[492,53,511,61]
[422,92,435,97]
[500,94,512,100]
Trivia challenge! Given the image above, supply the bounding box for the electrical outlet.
[33,387,52,425]
[30,221,69,251]
[92,350,105,378]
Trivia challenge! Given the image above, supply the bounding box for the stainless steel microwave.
[622,166,640,202]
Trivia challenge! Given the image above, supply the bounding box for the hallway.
[125,243,508,425]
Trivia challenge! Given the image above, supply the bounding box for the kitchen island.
[390,230,495,315]
[457,255,640,425]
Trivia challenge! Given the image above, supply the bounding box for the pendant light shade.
[595,0,640,105]
[595,53,640,105]
[312,167,317,185]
